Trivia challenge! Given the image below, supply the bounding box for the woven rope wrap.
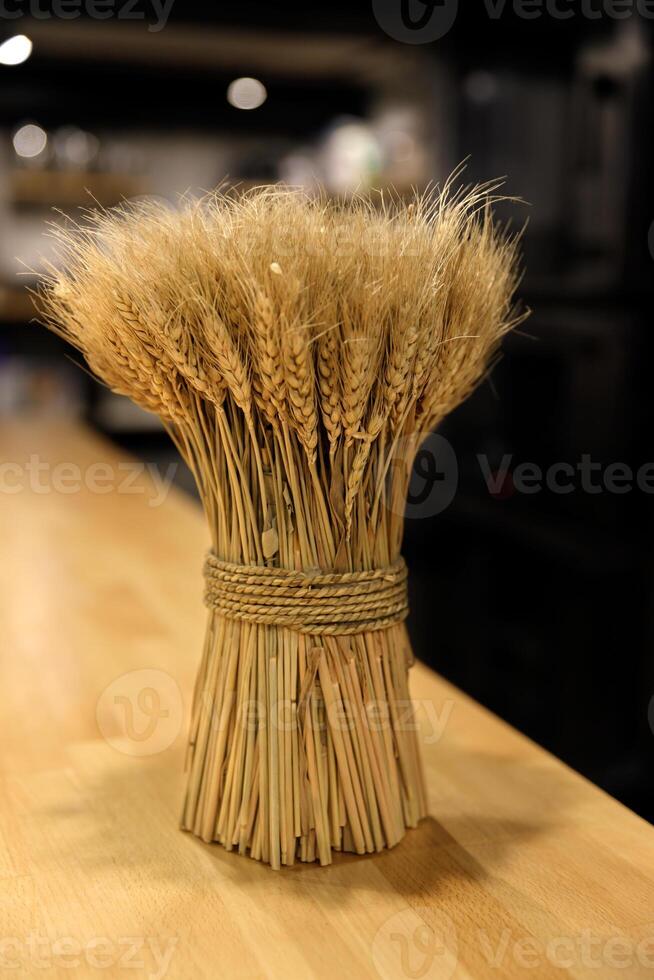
[203,554,409,636]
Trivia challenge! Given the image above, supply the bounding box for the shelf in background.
[0,284,35,323]
[9,168,148,210]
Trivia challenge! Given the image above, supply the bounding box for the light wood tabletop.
[1,417,653,980]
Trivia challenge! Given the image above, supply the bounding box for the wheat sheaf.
[37,180,524,868]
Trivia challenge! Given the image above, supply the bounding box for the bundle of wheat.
[38,181,523,868]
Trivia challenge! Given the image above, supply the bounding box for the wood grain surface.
[0,418,652,979]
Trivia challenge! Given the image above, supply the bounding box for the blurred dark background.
[1,1,652,820]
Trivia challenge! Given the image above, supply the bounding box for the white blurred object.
[371,105,427,187]
[227,77,267,111]
[12,123,47,159]
[52,127,100,169]
[98,140,136,172]
[0,359,82,417]
[321,119,381,195]
[96,392,163,432]
[0,34,32,66]
[278,152,318,191]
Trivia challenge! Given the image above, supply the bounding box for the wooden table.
[1,418,653,979]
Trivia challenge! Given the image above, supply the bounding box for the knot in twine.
[203,554,409,636]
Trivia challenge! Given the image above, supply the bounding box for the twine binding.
[203,553,409,635]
